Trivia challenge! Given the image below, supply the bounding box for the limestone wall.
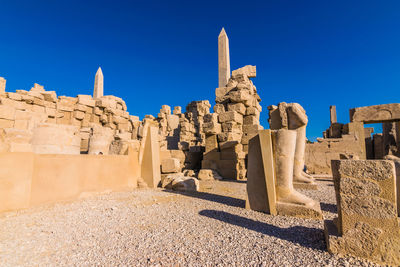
[0,151,140,213]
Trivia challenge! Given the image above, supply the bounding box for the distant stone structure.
[93,67,104,99]
[325,160,400,265]
[305,106,366,174]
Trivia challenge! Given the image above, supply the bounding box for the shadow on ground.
[199,209,326,251]
[217,179,247,184]
[320,202,337,213]
[163,189,246,208]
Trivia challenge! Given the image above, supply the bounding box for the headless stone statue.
[246,102,322,219]
[271,103,314,207]
[269,102,315,184]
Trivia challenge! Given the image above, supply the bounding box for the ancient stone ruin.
[0,28,399,266]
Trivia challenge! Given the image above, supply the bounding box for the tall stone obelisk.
[218,28,230,88]
[93,67,104,98]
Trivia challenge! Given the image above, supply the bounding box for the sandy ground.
[0,179,381,266]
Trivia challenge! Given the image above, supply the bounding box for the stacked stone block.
[202,65,262,179]
[0,81,141,155]
[156,101,211,172]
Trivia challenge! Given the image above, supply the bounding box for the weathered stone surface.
[161,158,181,174]
[161,173,199,192]
[30,83,45,92]
[227,103,246,115]
[325,159,400,265]
[334,159,394,181]
[219,111,243,124]
[340,177,381,197]
[0,105,15,120]
[77,95,96,107]
[31,123,81,154]
[231,65,256,78]
[341,195,396,219]
[197,169,222,180]
[350,103,400,124]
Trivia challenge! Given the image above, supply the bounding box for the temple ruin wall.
[0,151,140,213]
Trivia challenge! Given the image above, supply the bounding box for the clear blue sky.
[1,0,399,140]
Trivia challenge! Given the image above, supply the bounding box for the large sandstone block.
[228,90,251,104]
[41,91,57,102]
[77,95,95,107]
[7,92,21,101]
[221,122,242,133]
[161,158,181,173]
[218,111,243,124]
[215,86,233,98]
[57,97,77,112]
[227,103,246,115]
[325,160,400,265]
[31,123,81,154]
[173,106,181,115]
[0,105,16,120]
[197,169,222,180]
[213,104,225,114]
[350,103,400,124]
[243,115,258,125]
[232,65,256,78]
[30,83,45,92]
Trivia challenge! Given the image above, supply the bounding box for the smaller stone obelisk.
[218,28,230,88]
[93,67,104,98]
[0,77,6,94]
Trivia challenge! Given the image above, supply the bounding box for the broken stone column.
[325,160,400,265]
[93,67,104,99]
[88,125,114,155]
[31,123,81,154]
[218,28,230,88]
[246,129,322,220]
[0,77,6,94]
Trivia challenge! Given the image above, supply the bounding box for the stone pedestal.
[325,160,400,265]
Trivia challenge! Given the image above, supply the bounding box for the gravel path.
[0,179,381,266]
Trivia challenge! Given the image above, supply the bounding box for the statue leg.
[293,126,315,183]
[274,129,315,207]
